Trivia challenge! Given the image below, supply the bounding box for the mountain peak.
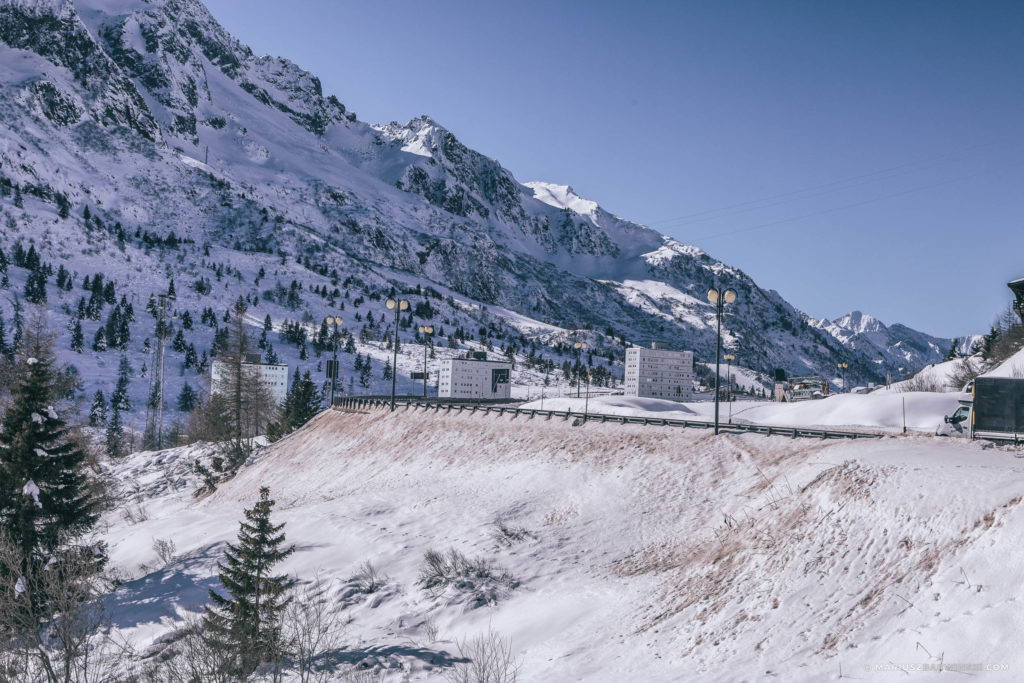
[834,310,884,334]
[523,181,598,217]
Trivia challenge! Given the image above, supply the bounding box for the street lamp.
[573,341,587,398]
[326,316,342,407]
[708,286,736,435]
[386,297,409,411]
[418,325,433,397]
[584,368,591,423]
[723,353,735,423]
[837,362,848,394]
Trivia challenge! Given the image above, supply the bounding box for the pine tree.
[0,348,99,567]
[264,344,279,365]
[70,317,84,353]
[105,406,126,459]
[172,329,187,353]
[289,370,321,427]
[177,383,198,412]
[203,487,294,678]
[359,355,372,389]
[184,343,198,370]
[945,339,959,361]
[89,390,107,427]
[382,359,393,381]
[111,355,132,413]
[91,326,107,352]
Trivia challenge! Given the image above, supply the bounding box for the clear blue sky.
[204,0,1024,339]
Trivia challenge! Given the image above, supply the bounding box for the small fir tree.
[89,390,107,427]
[203,487,294,678]
[70,317,84,353]
[177,383,198,412]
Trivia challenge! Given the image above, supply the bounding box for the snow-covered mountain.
[0,0,963,415]
[808,311,975,377]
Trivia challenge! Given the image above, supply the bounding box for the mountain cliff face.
[0,0,958,398]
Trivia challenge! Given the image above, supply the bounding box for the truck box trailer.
[971,376,1024,442]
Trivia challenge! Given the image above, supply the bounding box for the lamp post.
[837,362,848,393]
[326,316,342,407]
[707,286,736,435]
[584,368,591,422]
[418,325,433,397]
[573,341,587,398]
[723,353,735,423]
[386,297,409,411]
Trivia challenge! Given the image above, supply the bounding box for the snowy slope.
[982,347,1024,379]
[99,407,1024,681]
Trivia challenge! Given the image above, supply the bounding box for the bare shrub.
[0,532,131,683]
[491,521,531,547]
[899,373,945,393]
[352,561,387,594]
[339,669,388,683]
[152,537,177,566]
[443,629,520,683]
[142,612,235,683]
[946,357,981,391]
[424,618,441,643]
[417,549,518,607]
[283,573,346,683]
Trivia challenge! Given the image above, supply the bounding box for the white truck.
[937,377,1024,443]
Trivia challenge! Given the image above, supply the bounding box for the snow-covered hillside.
[100,406,1024,681]
[0,0,965,422]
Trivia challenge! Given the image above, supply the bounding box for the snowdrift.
[983,347,1024,379]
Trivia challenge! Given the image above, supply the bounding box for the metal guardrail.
[332,397,886,441]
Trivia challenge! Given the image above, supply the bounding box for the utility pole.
[326,316,342,407]
[386,297,409,411]
[707,286,736,436]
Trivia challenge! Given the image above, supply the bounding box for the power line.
[691,158,1024,243]
[646,140,1011,229]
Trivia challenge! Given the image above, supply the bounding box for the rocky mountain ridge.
[0,0,962,405]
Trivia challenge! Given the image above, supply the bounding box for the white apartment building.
[624,343,694,402]
[438,354,512,399]
[211,356,289,406]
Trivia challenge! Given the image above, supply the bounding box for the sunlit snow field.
[99,392,1024,682]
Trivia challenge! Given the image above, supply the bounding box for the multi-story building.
[210,354,289,406]
[438,352,512,399]
[624,343,694,402]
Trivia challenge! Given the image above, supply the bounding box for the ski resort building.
[210,355,289,406]
[438,353,512,400]
[624,343,694,402]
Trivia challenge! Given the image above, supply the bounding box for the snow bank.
[983,347,1024,379]
[100,408,1024,682]
[890,356,982,392]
